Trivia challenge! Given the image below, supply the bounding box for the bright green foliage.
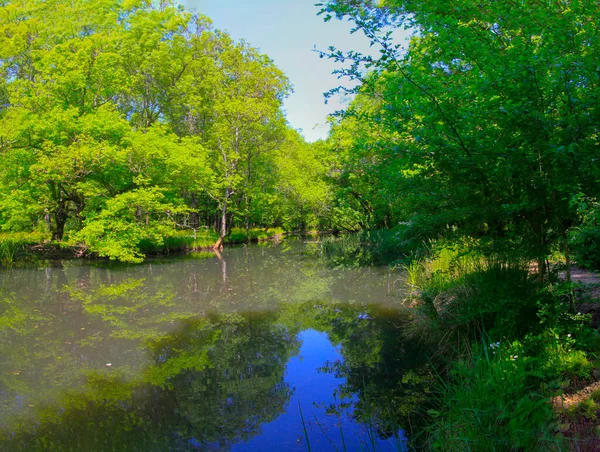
[0,0,331,262]
[72,187,187,263]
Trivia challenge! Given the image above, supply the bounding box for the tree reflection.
[0,240,423,450]
[278,300,432,444]
[1,313,300,450]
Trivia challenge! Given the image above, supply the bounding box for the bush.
[428,342,560,450]
[570,198,600,270]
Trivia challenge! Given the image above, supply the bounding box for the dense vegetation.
[316,0,600,448]
[0,0,331,262]
[3,0,600,448]
[320,0,600,270]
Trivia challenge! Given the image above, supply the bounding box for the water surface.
[0,240,427,451]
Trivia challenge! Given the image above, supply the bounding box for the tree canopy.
[318,0,600,268]
[0,0,332,261]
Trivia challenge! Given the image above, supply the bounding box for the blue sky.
[180,0,396,142]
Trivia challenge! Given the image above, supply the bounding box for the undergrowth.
[139,228,285,255]
[404,240,600,449]
[0,232,50,265]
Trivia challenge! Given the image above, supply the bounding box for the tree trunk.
[537,256,546,283]
[245,195,251,236]
[190,193,200,229]
[564,231,575,313]
[52,206,68,241]
[213,188,229,250]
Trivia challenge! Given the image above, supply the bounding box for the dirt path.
[552,381,600,412]
[560,265,600,298]
[552,266,600,449]
[559,265,600,285]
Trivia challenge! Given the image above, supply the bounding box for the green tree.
[0,0,319,261]
[320,0,600,279]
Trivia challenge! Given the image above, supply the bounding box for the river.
[0,239,429,451]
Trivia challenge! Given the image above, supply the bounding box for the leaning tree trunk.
[213,188,230,250]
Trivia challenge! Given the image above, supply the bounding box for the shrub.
[570,198,600,270]
[428,342,560,450]
[527,325,596,381]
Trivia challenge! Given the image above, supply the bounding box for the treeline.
[0,0,331,261]
[319,0,600,271]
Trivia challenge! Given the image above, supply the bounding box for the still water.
[0,240,426,451]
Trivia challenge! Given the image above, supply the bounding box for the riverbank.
[401,244,600,450]
[0,228,285,266]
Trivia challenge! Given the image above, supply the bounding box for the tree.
[320,0,600,278]
[179,36,291,249]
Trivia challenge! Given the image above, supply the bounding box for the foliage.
[72,188,186,263]
[318,0,600,270]
[0,0,332,261]
[570,198,600,271]
[427,342,560,450]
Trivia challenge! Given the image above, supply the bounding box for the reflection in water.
[0,240,423,450]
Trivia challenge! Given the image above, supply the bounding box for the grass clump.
[568,398,598,421]
[138,229,219,255]
[404,241,537,351]
[0,232,50,265]
[428,342,560,450]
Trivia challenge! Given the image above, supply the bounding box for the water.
[0,239,427,451]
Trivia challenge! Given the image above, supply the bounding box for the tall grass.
[403,241,538,349]
[403,240,600,449]
[427,340,561,450]
[0,232,49,265]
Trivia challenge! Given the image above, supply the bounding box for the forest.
[0,0,331,262]
[2,0,600,449]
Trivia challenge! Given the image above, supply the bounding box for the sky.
[180,0,402,142]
